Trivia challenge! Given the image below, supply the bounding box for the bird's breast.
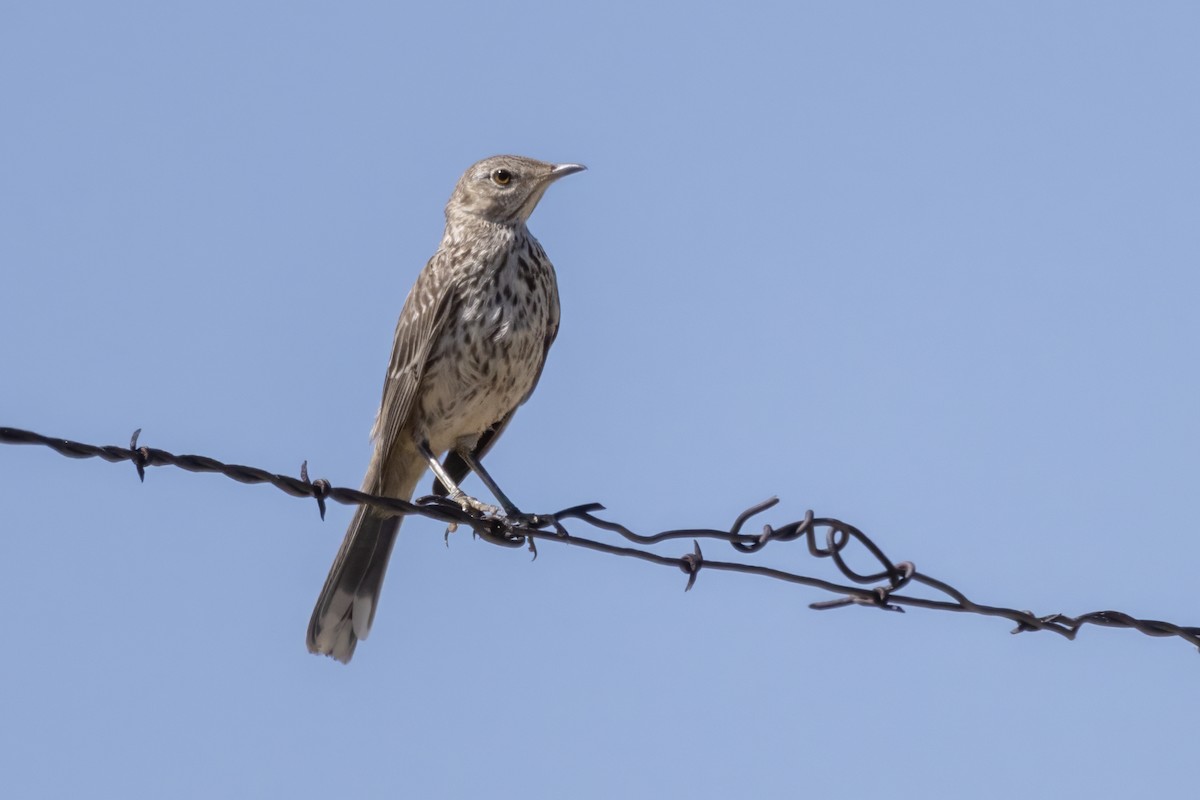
[417,235,559,450]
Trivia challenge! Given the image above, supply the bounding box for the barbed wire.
[3,425,1199,655]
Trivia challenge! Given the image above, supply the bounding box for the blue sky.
[2,3,1198,798]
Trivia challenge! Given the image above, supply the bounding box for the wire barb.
[299,460,329,520]
[4,425,1200,657]
[681,540,703,592]
[130,428,147,482]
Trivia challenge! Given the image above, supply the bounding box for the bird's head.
[446,155,586,226]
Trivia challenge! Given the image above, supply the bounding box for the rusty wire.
[3,425,1198,654]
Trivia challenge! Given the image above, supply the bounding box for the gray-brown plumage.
[307,155,585,663]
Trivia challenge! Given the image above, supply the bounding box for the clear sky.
[3,3,1198,798]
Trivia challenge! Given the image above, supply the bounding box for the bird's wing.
[371,248,459,467]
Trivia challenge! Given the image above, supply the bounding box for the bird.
[307,155,586,663]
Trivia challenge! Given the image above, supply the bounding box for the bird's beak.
[549,163,587,180]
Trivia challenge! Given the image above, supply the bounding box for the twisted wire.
[4,425,1198,654]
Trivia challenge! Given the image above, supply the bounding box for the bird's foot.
[504,511,549,529]
[446,489,501,517]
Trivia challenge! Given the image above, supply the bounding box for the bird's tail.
[307,451,423,663]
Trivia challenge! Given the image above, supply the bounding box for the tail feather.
[309,440,426,663]
[309,431,430,662]
[307,506,401,663]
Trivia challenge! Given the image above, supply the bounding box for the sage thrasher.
[307,155,586,662]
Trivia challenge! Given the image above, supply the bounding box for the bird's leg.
[456,449,549,530]
[415,437,500,516]
[455,448,523,519]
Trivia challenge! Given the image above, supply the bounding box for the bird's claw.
[447,489,501,517]
[504,511,547,529]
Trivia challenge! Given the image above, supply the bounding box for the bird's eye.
[491,169,512,186]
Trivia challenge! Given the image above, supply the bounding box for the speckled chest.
[418,230,559,448]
